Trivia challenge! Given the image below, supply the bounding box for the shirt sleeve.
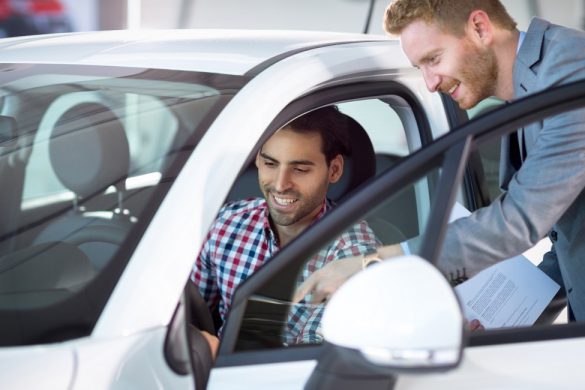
[330,220,381,259]
[191,229,220,311]
[290,220,380,344]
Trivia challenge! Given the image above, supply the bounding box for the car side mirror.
[305,255,464,390]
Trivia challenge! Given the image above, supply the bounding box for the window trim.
[216,80,452,361]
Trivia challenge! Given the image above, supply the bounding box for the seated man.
[191,105,380,345]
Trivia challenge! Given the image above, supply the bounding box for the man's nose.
[274,169,293,192]
[422,67,441,92]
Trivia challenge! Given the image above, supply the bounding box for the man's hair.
[283,105,352,165]
[384,0,516,36]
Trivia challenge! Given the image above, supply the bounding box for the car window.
[338,95,425,178]
[466,97,506,204]
[212,88,446,355]
[338,99,408,157]
[0,64,245,346]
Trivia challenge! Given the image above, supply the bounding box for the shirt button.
[550,230,558,241]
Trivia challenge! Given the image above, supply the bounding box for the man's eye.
[294,168,309,173]
[264,161,276,167]
[429,55,440,65]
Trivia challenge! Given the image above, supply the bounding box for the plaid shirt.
[191,197,379,344]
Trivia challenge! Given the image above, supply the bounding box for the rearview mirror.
[305,255,464,389]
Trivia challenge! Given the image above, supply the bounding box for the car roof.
[0,29,392,75]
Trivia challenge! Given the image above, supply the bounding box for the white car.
[0,29,583,389]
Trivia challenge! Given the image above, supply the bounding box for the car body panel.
[1,345,74,389]
[72,327,192,390]
[208,337,585,389]
[396,337,585,389]
[209,361,317,390]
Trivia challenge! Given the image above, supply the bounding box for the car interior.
[0,70,232,345]
[31,102,135,271]
[198,101,425,348]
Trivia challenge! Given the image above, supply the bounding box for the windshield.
[0,63,245,346]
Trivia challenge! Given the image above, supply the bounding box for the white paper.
[454,256,559,328]
[449,202,560,328]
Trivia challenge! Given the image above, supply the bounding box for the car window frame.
[211,79,448,366]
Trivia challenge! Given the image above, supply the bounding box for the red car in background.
[0,0,71,37]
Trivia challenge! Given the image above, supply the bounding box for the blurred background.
[1,0,583,37]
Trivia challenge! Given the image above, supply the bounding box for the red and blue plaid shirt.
[191,197,379,344]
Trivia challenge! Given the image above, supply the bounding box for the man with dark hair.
[192,105,379,345]
[296,0,585,324]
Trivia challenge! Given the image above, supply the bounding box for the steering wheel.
[187,282,216,335]
[185,281,217,390]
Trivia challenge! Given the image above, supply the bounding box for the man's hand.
[293,256,363,304]
[292,244,404,304]
[468,319,485,332]
[200,330,220,360]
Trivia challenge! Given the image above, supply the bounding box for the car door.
[181,77,444,388]
[203,79,585,388]
[187,77,452,387]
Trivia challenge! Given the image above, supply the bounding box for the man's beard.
[263,187,323,227]
[457,41,498,109]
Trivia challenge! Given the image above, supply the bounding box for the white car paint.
[397,337,585,390]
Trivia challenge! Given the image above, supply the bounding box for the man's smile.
[271,193,299,208]
[447,82,460,95]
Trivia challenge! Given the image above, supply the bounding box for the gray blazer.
[435,18,585,320]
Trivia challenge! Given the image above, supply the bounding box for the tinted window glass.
[0,64,244,346]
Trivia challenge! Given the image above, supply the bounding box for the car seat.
[33,102,134,271]
[372,153,417,241]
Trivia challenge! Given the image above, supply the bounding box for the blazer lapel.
[512,18,551,158]
[513,17,549,98]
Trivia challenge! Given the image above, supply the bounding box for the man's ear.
[467,10,494,45]
[328,154,344,184]
[255,152,261,168]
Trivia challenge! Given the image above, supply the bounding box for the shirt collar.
[517,30,526,54]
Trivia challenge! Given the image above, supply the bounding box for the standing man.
[192,105,379,345]
[297,0,585,322]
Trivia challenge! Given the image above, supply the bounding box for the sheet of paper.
[449,202,560,328]
[454,256,559,328]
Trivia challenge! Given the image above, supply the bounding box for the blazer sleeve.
[436,22,585,277]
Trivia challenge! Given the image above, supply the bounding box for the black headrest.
[49,103,130,199]
[326,114,376,202]
[226,113,376,203]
